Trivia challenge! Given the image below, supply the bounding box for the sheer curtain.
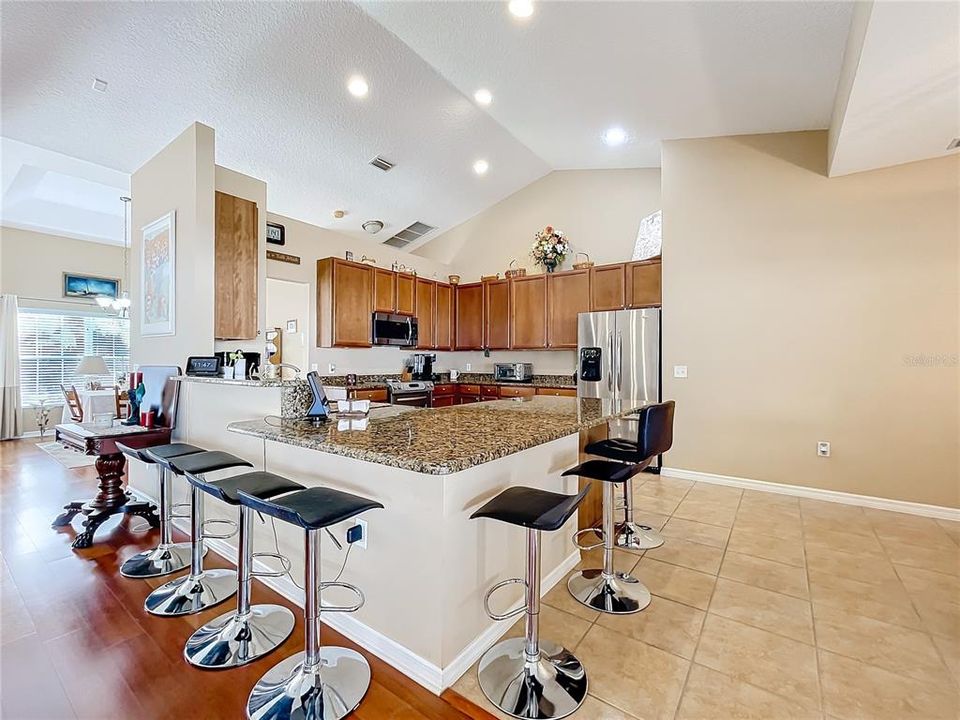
[0,294,22,439]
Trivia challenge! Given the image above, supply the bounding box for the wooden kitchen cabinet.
[348,388,388,402]
[590,263,626,311]
[510,275,547,349]
[372,268,397,313]
[480,384,500,400]
[415,279,436,350]
[484,279,510,350]
[396,273,416,316]
[626,258,662,308]
[547,269,591,348]
[455,283,484,350]
[500,385,536,398]
[536,386,577,397]
[214,191,259,340]
[435,283,454,350]
[317,258,373,347]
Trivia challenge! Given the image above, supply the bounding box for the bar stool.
[181,470,304,669]
[471,484,591,720]
[565,400,675,615]
[143,450,252,616]
[238,485,384,720]
[115,442,205,578]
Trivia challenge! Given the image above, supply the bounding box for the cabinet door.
[484,280,510,350]
[331,260,373,347]
[455,283,484,350]
[415,279,436,349]
[500,385,536,398]
[510,275,547,349]
[590,263,626,311]
[214,192,259,340]
[626,258,662,308]
[396,273,416,316]
[349,388,388,402]
[545,269,590,349]
[432,395,456,408]
[373,269,396,313]
[435,283,454,350]
[536,387,577,397]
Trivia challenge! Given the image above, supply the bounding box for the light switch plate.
[817,441,831,457]
[328,363,336,373]
[673,365,688,378]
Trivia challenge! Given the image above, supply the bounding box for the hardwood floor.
[0,438,478,720]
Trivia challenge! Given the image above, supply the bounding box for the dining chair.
[61,384,83,422]
[114,386,130,419]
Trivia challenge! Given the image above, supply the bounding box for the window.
[18,309,130,405]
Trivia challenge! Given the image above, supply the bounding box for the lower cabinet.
[347,388,388,402]
[500,385,536,398]
[536,387,576,397]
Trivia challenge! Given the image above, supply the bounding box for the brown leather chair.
[60,384,83,422]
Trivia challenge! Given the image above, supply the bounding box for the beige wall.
[265,278,310,374]
[130,123,216,365]
[661,131,959,507]
[415,169,661,278]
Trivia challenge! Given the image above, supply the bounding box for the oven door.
[390,392,432,407]
[372,313,418,347]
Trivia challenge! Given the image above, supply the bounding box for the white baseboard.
[127,487,580,694]
[661,467,960,522]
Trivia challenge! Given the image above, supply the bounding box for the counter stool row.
[115,439,383,720]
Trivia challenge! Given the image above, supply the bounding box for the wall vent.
[383,221,436,248]
[369,155,395,172]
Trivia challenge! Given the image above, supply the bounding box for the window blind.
[17,309,130,405]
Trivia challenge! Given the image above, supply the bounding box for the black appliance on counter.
[372,312,418,347]
[412,353,435,381]
[214,351,261,379]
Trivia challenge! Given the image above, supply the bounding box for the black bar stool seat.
[143,450,252,617]
[239,485,384,720]
[583,437,642,463]
[115,441,205,579]
[181,470,305,670]
[470,485,590,719]
[561,459,645,484]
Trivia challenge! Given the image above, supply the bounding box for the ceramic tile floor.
[452,477,960,720]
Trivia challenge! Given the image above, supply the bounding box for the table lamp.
[75,355,109,389]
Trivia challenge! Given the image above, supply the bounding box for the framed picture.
[141,211,176,336]
[266,222,285,246]
[63,273,120,300]
[286,319,298,333]
[345,250,354,261]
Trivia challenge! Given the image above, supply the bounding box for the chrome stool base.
[477,637,588,720]
[144,568,237,616]
[567,569,651,614]
[615,521,664,550]
[185,604,295,669]
[246,647,371,720]
[120,543,202,579]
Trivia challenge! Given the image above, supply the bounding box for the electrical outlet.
[348,518,368,550]
[310,363,318,371]
[673,365,688,378]
[465,363,472,371]
[817,441,831,457]
[328,363,336,373]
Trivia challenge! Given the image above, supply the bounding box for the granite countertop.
[174,375,299,388]
[227,396,644,475]
[177,373,577,390]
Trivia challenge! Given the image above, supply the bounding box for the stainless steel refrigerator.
[578,308,662,463]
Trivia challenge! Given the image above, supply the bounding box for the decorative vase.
[543,258,558,273]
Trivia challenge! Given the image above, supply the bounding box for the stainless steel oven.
[372,312,418,347]
[386,380,434,407]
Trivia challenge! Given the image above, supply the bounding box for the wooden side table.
[51,422,173,548]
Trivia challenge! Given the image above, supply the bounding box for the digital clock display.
[186,356,221,376]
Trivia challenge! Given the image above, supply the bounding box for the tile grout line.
[797,500,826,718]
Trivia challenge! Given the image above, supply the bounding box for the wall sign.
[266,250,300,265]
[266,222,285,246]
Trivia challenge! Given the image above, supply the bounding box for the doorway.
[265,278,310,377]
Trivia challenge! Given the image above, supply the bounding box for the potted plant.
[531,226,569,273]
[34,399,51,439]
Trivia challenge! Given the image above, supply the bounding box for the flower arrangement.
[34,399,51,439]
[531,226,569,272]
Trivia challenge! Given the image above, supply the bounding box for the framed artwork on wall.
[141,211,176,336]
[63,273,120,300]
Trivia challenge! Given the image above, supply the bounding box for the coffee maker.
[411,353,436,381]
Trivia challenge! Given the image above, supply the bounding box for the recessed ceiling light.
[473,159,489,175]
[508,0,534,18]
[92,78,108,93]
[474,88,493,106]
[602,127,628,147]
[347,75,369,98]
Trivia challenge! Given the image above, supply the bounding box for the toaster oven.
[494,362,534,383]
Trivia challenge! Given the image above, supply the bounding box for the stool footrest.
[251,551,292,578]
[572,527,604,551]
[483,577,527,621]
[319,581,364,613]
[202,518,238,540]
[171,502,191,521]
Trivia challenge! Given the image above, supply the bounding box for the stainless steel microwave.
[372,312,418,347]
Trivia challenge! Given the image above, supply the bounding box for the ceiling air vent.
[383,221,436,248]
[368,155,395,172]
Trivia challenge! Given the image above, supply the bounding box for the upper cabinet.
[590,263,626,311]
[415,278,436,350]
[626,258,662,308]
[511,275,547,349]
[317,258,373,347]
[455,282,484,350]
[547,269,591,348]
[396,273,416,316]
[484,279,511,350]
[372,268,396,313]
[435,283,454,351]
[214,191,259,340]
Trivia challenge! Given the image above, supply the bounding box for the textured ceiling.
[361,0,855,169]
[0,1,549,246]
